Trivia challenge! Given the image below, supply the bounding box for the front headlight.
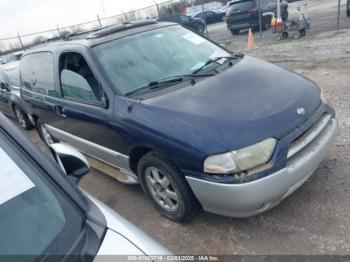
[203,138,277,174]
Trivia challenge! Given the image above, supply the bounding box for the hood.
[141,56,321,151]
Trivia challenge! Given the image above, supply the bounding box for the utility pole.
[57,25,61,37]
[153,0,160,17]
[337,0,341,30]
[258,0,262,37]
[100,0,107,18]
[17,32,25,50]
[97,14,102,28]
[202,0,208,37]
[276,0,281,20]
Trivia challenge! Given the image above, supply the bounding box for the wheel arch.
[128,146,153,175]
[128,145,183,177]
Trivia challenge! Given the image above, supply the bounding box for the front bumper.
[186,116,338,218]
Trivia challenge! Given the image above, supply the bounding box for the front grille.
[287,113,332,159]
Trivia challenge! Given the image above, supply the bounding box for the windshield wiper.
[125,73,214,96]
[192,53,244,75]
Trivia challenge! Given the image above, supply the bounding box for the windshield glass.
[93,25,229,95]
[0,131,84,257]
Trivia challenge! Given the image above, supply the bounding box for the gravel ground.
[17,0,350,256]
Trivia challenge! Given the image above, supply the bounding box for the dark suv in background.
[158,14,206,34]
[226,0,276,35]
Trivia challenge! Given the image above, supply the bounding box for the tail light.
[248,7,258,13]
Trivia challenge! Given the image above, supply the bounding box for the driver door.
[43,50,129,170]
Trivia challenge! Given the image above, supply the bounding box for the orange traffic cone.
[247,28,257,50]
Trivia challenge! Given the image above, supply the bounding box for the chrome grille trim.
[287,114,332,159]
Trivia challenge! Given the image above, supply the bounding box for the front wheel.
[138,152,200,222]
[13,105,33,130]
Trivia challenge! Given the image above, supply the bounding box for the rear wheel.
[138,151,200,222]
[196,24,205,34]
[13,105,33,130]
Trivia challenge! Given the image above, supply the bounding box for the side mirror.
[50,143,90,184]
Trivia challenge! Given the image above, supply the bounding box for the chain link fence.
[0,0,192,55]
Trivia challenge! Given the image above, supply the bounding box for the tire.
[196,24,205,34]
[230,29,240,35]
[138,151,200,222]
[36,120,57,146]
[13,105,33,130]
[347,9,350,17]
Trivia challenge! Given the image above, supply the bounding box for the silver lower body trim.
[186,118,338,218]
[46,125,138,184]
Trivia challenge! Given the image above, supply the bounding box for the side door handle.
[54,105,67,118]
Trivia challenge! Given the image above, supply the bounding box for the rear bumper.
[227,19,258,31]
[186,117,338,218]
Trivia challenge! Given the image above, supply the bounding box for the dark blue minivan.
[20,21,337,222]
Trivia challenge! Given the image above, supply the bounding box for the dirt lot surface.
[19,0,350,256]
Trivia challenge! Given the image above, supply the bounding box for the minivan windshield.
[0,131,84,257]
[93,25,230,95]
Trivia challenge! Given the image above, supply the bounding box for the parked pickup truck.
[20,20,337,222]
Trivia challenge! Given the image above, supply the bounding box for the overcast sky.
[0,0,168,39]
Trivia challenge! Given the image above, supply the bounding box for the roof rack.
[64,26,109,41]
[86,20,157,39]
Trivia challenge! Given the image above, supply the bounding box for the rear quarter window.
[228,0,256,13]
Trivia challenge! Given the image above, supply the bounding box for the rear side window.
[228,0,256,13]
[20,55,32,90]
[31,52,56,96]
[21,52,56,97]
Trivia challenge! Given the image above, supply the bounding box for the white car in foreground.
[0,113,170,258]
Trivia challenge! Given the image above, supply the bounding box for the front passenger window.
[61,69,100,103]
[59,52,102,104]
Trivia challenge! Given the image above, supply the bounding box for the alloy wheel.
[14,107,27,129]
[144,167,179,212]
